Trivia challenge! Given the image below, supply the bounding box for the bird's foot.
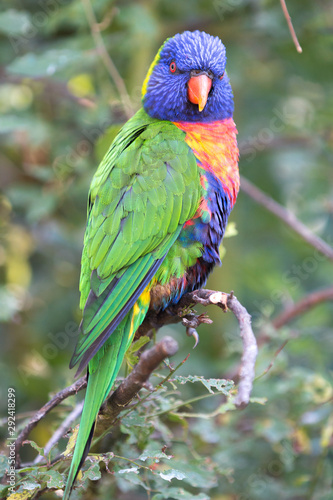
[185,326,199,348]
[181,313,213,349]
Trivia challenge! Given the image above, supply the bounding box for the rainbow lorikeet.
[63,30,239,498]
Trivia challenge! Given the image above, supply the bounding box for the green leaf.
[173,375,233,395]
[63,425,79,457]
[7,49,86,77]
[114,466,145,491]
[0,115,50,143]
[224,221,238,238]
[0,485,9,497]
[139,444,173,462]
[95,125,123,162]
[43,470,65,489]
[8,491,38,500]
[8,479,41,498]
[6,185,57,223]
[163,461,217,489]
[152,487,210,500]
[125,335,151,368]
[159,469,186,482]
[0,286,21,321]
[81,458,102,482]
[250,397,267,405]
[20,482,41,491]
[0,10,31,36]
[23,440,46,461]
[121,412,147,428]
[118,466,139,474]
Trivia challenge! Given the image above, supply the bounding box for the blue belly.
[150,171,232,310]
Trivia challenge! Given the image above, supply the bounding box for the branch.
[280,0,302,53]
[33,402,84,465]
[140,289,257,408]
[15,290,256,466]
[256,287,333,376]
[81,0,134,119]
[186,290,256,408]
[240,176,333,262]
[31,338,178,462]
[227,294,257,407]
[95,336,179,435]
[19,338,179,468]
[272,286,333,330]
[256,339,290,379]
[14,376,87,467]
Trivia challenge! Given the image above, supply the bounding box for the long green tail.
[63,310,142,499]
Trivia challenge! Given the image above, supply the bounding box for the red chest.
[173,119,240,207]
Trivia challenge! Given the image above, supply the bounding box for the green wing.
[70,108,201,373]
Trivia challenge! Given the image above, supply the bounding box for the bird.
[63,29,239,498]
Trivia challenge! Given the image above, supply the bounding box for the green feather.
[64,107,202,497]
[63,311,143,500]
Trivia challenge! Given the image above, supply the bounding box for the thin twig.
[33,401,84,465]
[240,177,333,262]
[19,338,179,469]
[256,339,290,380]
[280,0,302,53]
[272,287,333,330]
[14,339,178,466]
[14,376,87,467]
[81,0,134,118]
[152,289,257,408]
[227,294,257,408]
[256,287,333,376]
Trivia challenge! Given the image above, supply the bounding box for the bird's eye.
[169,61,177,73]
[219,72,225,80]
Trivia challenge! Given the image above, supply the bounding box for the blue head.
[142,30,234,123]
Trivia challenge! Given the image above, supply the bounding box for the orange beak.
[187,74,212,112]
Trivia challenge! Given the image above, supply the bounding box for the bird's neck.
[173,118,239,207]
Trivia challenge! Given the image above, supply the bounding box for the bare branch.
[227,294,257,408]
[257,339,290,379]
[240,177,333,262]
[272,286,333,330]
[280,0,302,53]
[81,0,134,119]
[255,287,333,378]
[15,339,178,466]
[18,338,179,468]
[15,289,257,467]
[139,289,257,408]
[14,375,87,467]
[33,402,84,465]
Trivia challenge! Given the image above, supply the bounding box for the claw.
[186,327,199,348]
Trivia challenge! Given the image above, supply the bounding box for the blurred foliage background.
[0,0,332,498]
